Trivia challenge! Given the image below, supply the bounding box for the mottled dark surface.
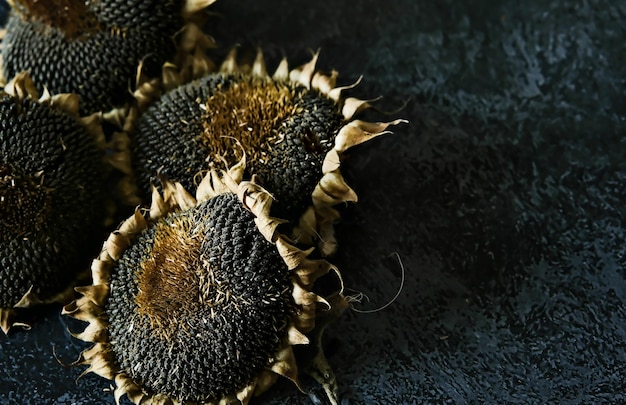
[1,0,625,404]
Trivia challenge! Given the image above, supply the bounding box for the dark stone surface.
[1,0,625,404]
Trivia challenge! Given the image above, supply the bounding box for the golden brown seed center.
[135,215,232,339]
[199,78,301,166]
[15,0,100,37]
[0,163,51,239]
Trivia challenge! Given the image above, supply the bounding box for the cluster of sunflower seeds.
[1,0,195,114]
[0,1,403,404]
[0,0,212,334]
[0,72,107,334]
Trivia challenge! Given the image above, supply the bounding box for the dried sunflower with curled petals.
[0,72,108,334]
[63,160,347,404]
[123,49,405,256]
[1,0,216,114]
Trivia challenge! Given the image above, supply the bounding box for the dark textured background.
[1,0,626,403]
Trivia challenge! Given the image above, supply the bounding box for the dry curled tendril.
[63,159,348,405]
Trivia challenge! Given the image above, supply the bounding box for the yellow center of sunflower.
[199,78,305,164]
[0,163,51,239]
[135,214,230,339]
[15,0,100,37]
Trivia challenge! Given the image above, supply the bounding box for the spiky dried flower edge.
[63,158,347,404]
[119,48,406,256]
[0,71,108,334]
[103,0,218,204]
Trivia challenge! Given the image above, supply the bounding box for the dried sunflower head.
[0,72,108,334]
[1,0,216,114]
[126,49,405,256]
[64,161,346,404]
